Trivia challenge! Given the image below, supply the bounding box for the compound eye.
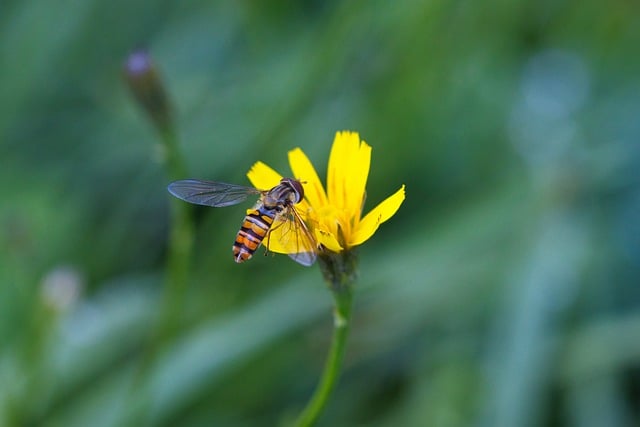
[280,178,304,203]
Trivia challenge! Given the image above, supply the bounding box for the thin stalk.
[295,251,358,427]
[158,125,193,342]
[123,51,194,425]
[124,126,194,427]
[295,288,352,427]
[124,50,194,345]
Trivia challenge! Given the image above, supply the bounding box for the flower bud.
[124,50,174,134]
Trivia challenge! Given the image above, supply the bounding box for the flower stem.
[123,52,194,425]
[125,50,193,342]
[295,288,352,427]
[295,251,357,427]
[158,125,193,341]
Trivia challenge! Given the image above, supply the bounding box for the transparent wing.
[267,206,319,267]
[168,179,261,207]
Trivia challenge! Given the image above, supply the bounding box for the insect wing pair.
[167,179,318,266]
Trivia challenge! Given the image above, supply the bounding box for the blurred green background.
[2,0,640,426]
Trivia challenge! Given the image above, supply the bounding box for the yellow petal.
[327,131,358,210]
[288,148,328,209]
[327,132,370,221]
[247,161,282,190]
[315,204,340,239]
[315,229,343,252]
[349,185,405,246]
[265,213,319,264]
[264,230,288,254]
[345,138,370,220]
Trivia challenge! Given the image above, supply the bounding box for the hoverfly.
[167,177,318,266]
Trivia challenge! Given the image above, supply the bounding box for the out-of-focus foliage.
[2,1,640,426]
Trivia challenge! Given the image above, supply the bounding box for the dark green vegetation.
[2,1,640,426]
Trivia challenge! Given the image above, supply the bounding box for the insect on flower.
[168,178,319,266]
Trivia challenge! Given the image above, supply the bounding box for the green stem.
[158,126,193,342]
[295,251,357,427]
[124,51,193,340]
[123,54,195,426]
[127,135,193,427]
[295,288,352,427]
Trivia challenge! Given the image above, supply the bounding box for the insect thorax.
[262,180,302,210]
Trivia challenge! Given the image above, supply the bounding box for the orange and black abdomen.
[233,207,276,263]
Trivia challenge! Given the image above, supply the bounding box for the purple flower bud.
[124,50,173,133]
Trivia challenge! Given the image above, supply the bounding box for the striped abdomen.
[233,206,276,263]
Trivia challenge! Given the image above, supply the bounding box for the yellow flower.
[247,131,405,256]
